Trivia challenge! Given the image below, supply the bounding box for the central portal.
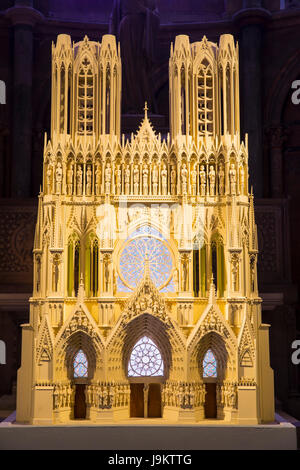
[130,383,162,418]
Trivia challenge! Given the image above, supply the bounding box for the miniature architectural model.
[16,33,275,424]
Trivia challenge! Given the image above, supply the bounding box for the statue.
[105,163,112,194]
[109,0,160,114]
[170,165,176,195]
[218,164,225,196]
[76,165,83,196]
[86,165,92,196]
[209,165,216,196]
[47,165,52,195]
[152,164,158,195]
[191,166,197,196]
[133,164,140,195]
[200,165,206,196]
[116,165,122,195]
[55,162,63,195]
[181,163,188,195]
[95,164,101,196]
[142,164,149,195]
[67,164,73,196]
[161,164,168,195]
[229,163,237,196]
[125,165,130,194]
[240,165,245,195]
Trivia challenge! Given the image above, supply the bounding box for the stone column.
[6,1,43,197]
[267,126,287,197]
[234,5,271,197]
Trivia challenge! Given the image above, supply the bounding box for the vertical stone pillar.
[6,1,43,197]
[234,5,271,197]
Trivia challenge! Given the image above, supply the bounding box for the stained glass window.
[119,235,173,290]
[128,336,164,377]
[203,349,217,378]
[73,349,88,378]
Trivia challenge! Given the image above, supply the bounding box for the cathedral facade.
[16,32,275,425]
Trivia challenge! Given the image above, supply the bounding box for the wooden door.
[130,383,144,417]
[74,384,86,419]
[204,383,217,419]
[148,383,162,418]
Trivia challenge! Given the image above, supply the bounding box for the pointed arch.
[198,332,229,382]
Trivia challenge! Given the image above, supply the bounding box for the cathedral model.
[16,33,275,425]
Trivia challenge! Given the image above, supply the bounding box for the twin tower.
[51,33,239,143]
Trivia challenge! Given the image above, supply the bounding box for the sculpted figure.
[86,165,92,196]
[133,164,140,195]
[152,164,158,195]
[116,165,122,195]
[229,163,237,196]
[200,165,206,196]
[95,164,101,196]
[191,166,197,196]
[124,165,130,194]
[76,165,83,196]
[47,165,52,194]
[67,164,73,195]
[240,165,245,195]
[181,163,188,195]
[218,164,225,195]
[55,162,63,195]
[105,163,112,194]
[142,164,149,195]
[209,165,216,196]
[170,165,176,195]
[161,164,168,195]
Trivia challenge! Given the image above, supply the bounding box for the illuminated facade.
[16,33,274,424]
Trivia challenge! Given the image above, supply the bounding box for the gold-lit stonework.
[16,33,274,425]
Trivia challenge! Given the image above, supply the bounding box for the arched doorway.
[202,349,218,419]
[73,349,88,419]
[197,331,229,420]
[127,336,164,418]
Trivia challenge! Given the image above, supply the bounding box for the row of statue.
[52,381,238,411]
[45,161,246,197]
[85,382,131,409]
[162,382,207,408]
[217,382,238,409]
[53,384,74,409]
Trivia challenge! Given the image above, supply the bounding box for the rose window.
[128,336,164,377]
[119,235,173,290]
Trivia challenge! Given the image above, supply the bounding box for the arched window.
[128,336,164,377]
[77,56,94,135]
[203,349,217,378]
[197,59,213,136]
[74,350,88,378]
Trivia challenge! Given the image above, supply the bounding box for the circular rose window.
[119,236,173,290]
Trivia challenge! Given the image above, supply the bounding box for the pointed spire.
[144,101,149,119]
[77,274,85,304]
[209,274,216,304]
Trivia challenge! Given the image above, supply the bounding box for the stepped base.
[0,413,297,450]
